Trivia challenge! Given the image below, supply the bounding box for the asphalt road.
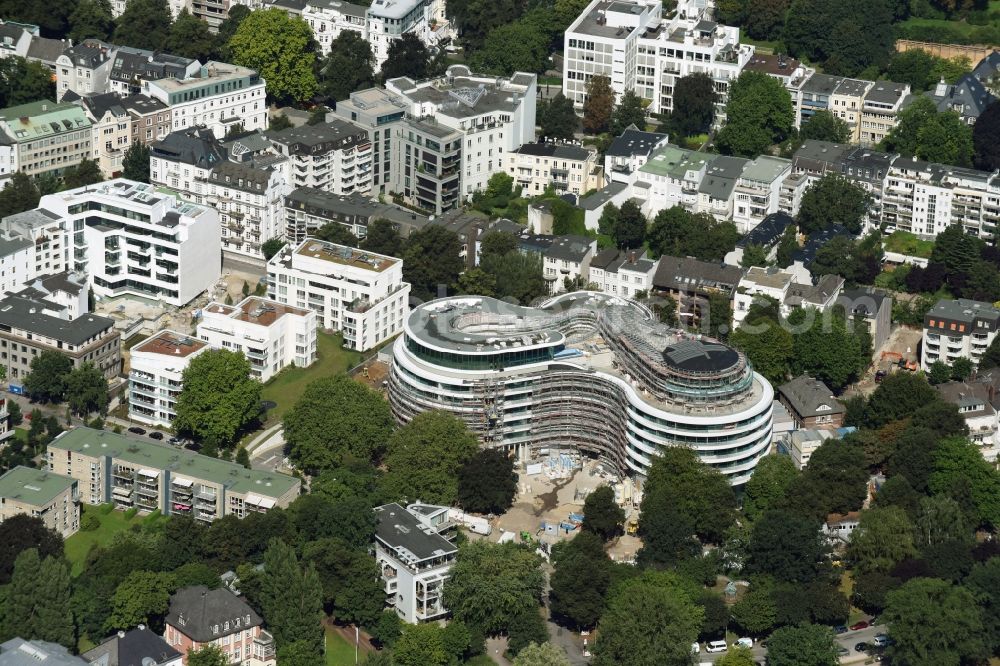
[694,624,887,665]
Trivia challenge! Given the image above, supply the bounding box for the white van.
[691,642,700,654]
[736,637,753,649]
[706,640,728,653]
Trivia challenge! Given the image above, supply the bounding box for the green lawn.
[260,332,363,423]
[325,625,373,666]
[64,504,145,576]
[884,230,935,259]
[538,75,563,86]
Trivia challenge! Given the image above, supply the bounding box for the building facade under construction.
[387,292,774,484]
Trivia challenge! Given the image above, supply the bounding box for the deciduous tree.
[381,411,479,505]
[0,172,40,219]
[973,100,1000,171]
[284,375,394,473]
[669,72,715,136]
[113,0,171,50]
[538,93,578,140]
[1,549,74,647]
[443,541,544,635]
[883,578,988,666]
[799,110,851,143]
[765,624,839,666]
[64,362,109,416]
[361,219,403,257]
[186,645,229,666]
[259,540,324,653]
[317,32,375,102]
[743,455,798,521]
[848,506,918,574]
[23,351,72,403]
[457,448,517,514]
[471,21,549,76]
[106,570,175,632]
[745,508,827,583]
[122,143,151,183]
[513,643,571,666]
[402,225,464,300]
[797,174,869,235]
[381,33,432,81]
[68,0,114,42]
[165,9,220,61]
[716,71,794,157]
[610,89,646,135]
[582,75,614,134]
[595,571,702,666]
[549,531,611,629]
[173,349,261,448]
[63,158,104,190]
[581,485,625,540]
[930,436,1000,528]
[228,9,317,103]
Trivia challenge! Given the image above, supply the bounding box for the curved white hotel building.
[388,292,774,485]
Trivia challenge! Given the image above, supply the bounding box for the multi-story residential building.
[0,466,80,538]
[48,427,300,518]
[0,21,32,60]
[0,238,34,295]
[0,209,70,277]
[543,235,597,293]
[777,375,845,430]
[330,87,408,194]
[393,117,463,214]
[0,290,120,382]
[0,101,92,181]
[15,272,90,320]
[925,75,996,125]
[386,65,537,199]
[744,53,814,126]
[38,180,221,306]
[935,373,1000,464]
[76,93,132,178]
[267,120,372,195]
[108,48,200,97]
[203,161,290,261]
[145,62,267,139]
[829,78,873,142]
[796,73,844,127]
[55,40,114,101]
[637,144,715,214]
[723,211,793,267]
[83,626,183,666]
[603,125,669,183]
[150,127,228,194]
[129,331,211,428]
[282,187,427,246]
[164,587,275,666]
[375,502,458,623]
[922,298,1000,370]
[267,238,410,351]
[122,95,172,146]
[695,155,746,222]
[732,266,844,328]
[507,142,604,196]
[197,296,317,381]
[563,0,753,118]
[782,428,843,470]
[652,255,742,327]
[838,287,893,353]
[0,639,89,666]
[859,81,912,147]
[732,155,791,233]
[365,0,439,68]
[388,293,775,484]
[588,248,657,297]
[302,0,368,54]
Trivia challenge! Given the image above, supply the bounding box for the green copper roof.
[0,100,91,143]
[49,428,299,498]
[0,465,76,506]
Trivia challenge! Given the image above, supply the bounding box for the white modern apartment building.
[267,238,410,351]
[921,298,1000,371]
[563,0,753,118]
[145,62,267,139]
[375,502,458,623]
[732,267,844,328]
[386,65,537,198]
[302,0,368,54]
[267,120,372,195]
[197,296,318,382]
[330,87,409,194]
[543,236,597,293]
[0,237,33,295]
[366,0,441,68]
[56,40,114,100]
[388,293,775,484]
[37,180,221,306]
[129,330,211,427]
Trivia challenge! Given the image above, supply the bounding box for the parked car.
[855,642,869,652]
[850,621,870,631]
[149,432,164,440]
[128,426,146,435]
[705,640,728,654]
[691,642,700,654]
[837,647,850,657]
[834,625,848,634]
[168,436,181,445]
[873,634,890,648]
[736,637,753,649]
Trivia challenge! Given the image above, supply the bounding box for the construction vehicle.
[626,517,638,535]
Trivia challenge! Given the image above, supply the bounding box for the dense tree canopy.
[583,75,614,134]
[800,110,851,143]
[23,351,72,403]
[317,32,375,103]
[0,57,57,109]
[284,375,394,473]
[765,624,839,666]
[402,225,465,300]
[797,174,870,235]
[457,448,517,514]
[647,206,740,261]
[114,0,172,51]
[381,411,480,505]
[228,9,317,103]
[668,73,715,137]
[716,71,794,157]
[538,93,578,140]
[581,485,626,541]
[173,349,261,447]
[973,101,1000,171]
